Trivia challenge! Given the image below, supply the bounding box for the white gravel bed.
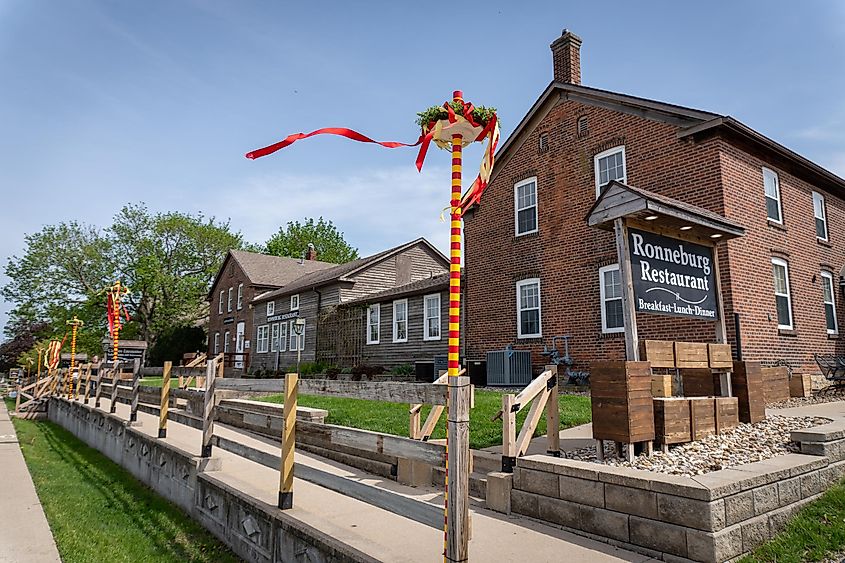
[770,387,845,409]
[562,415,829,476]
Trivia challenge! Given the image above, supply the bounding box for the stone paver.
[0,402,61,563]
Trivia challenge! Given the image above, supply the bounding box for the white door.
[235,322,245,368]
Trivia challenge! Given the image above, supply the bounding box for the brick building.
[463,30,845,377]
[207,249,334,368]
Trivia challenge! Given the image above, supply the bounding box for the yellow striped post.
[159,361,171,438]
[278,372,298,509]
[67,316,84,399]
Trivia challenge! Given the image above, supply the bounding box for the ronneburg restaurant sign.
[628,228,718,320]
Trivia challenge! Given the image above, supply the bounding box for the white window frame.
[279,322,287,352]
[763,167,783,224]
[213,332,220,355]
[270,323,280,352]
[256,325,269,353]
[423,293,441,341]
[227,287,233,312]
[289,320,305,351]
[513,177,539,236]
[594,145,627,198]
[236,283,243,310]
[218,291,224,314]
[290,294,300,311]
[772,258,794,330]
[821,271,838,335]
[813,191,828,241]
[223,330,230,353]
[366,304,380,345]
[599,264,625,334]
[267,301,275,317]
[516,278,542,339]
[392,299,408,343]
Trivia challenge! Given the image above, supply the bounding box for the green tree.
[265,217,358,264]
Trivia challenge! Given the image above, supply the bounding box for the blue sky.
[1,1,844,333]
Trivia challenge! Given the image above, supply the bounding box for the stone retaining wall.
[48,398,375,563]
[498,427,845,562]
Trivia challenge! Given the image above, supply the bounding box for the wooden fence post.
[545,365,561,456]
[14,383,20,414]
[94,363,104,408]
[81,365,92,403]
[409,404,421,439]
[129,358,140,423]
[501,393,517,473]
[110,364,119,414]
[446,375,471,563]
[200,357,217,457]
[279,372,298,509]
[159,361,171,438]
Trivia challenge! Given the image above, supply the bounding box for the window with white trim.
[279,322,287,352]
[393,299,408,343]
[599,264,624,333]
[822,271,838,335]
[267,301,275,316]
[213,332,220,354]
[424,294,441,341]
[516,278,542,338]
[367,304,380,344]
[772,258,793,330]
[290,294,300,311]
[256,325,269,353]
[289,320,305,351]
[270,323,280,352]
[218,291,224,314]
[514,177,538,236]
[227,287,233,312]
[763,168,782,223]
[223,330,230,353]
[594,146,626,197]
[237,283,243,310]
[813,191,828,241]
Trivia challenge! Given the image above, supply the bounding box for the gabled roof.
[208,249,335,300]
[486,81,845,201]
[252,238,449,304]
[341,273,450,307]
[586,181,745,240]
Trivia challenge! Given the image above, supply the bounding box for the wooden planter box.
[731,361,766,423]
[653,398,691,445]
[789,372,812,398]
[690,397,717,440]
[761,366,790,404]
[674,342,709,368]
[651,374,672,397]
[640,340,675,368]
[682,368,718,396]
[591,361,655,444]
[715,397,739,433]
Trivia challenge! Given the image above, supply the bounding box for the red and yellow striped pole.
[67,316,83,398]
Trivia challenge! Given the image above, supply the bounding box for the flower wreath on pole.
[246,91,498,562]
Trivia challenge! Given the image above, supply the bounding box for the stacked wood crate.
[789,372,812,398]
[653,398,691,445]
[760,366,790,404]
[653,396,739,446]
[682,368,718,396]
[731,361,766,423]
[591,361,655,445]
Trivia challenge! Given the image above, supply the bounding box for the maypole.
[104,281,131,365]
[46,337,64,395]
[246,89,499,563]
[67,316,84,399]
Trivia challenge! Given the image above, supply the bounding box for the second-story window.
[763,167,782,223]
[237,284,243,310]
[227,287,233,312]
[290,294,300,311]
[594,146,626,197]
[813,191,828,241]
[514,177,538,236]
[218,290,224,314]
[267,301,275,316]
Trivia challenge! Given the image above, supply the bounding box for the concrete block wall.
[48,398,375,563]
[506,449,845,562]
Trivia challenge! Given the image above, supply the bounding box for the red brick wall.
[207,258,264,360]
[464,99,728,372]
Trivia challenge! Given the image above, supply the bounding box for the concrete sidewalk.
[0,402,61,563]
[91,397,653,563]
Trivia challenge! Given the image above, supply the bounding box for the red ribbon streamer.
[246,128,424,160]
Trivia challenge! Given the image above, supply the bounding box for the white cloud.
[212,165,463,258]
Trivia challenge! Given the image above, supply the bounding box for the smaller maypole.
[104,281,131,366]
[67,316,84,399]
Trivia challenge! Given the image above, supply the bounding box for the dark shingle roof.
[229,249,335,288]
[341,273,450,306]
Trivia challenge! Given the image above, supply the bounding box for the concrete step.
[471,449,502,474]
[431,466,487,499]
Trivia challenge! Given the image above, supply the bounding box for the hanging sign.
[628,228,718,320]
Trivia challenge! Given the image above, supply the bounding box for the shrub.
[391,363,415,376]
[298,361,330,376]
[351,364,384,377]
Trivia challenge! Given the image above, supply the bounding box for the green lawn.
[740,477,845,562]
[140,376,180,388]
[7,400,240,563]
[257,390,592,450]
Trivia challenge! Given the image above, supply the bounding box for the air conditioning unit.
[486,348,532,386]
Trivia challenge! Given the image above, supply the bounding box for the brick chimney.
[550,29,582,85]
[305,243,318,261]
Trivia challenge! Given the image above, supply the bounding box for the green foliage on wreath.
[415,101,497,129]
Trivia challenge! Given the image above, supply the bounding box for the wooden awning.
[586,181,745,242]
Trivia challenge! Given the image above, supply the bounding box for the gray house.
[250,238,450,372]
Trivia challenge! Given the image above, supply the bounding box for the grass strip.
[258,390,591,450]
[7,400,241,563]
[740,477,845,563]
